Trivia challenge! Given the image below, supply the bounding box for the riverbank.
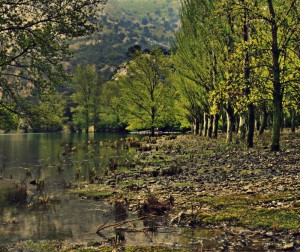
[2,131,300,251]
[68,131,300,251]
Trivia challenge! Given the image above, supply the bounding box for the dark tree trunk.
[291,108,296,133]
[238,114,246,140]
[259,107,268,135]
[203,112,208,137]
[212,114,219,139]
[247,103,255,148]
[194,117,200,135]
[85,109,89,133]
[267,0,282,151]
[151,108,155,137]
[256,116,261,131]
[207,114,213,138]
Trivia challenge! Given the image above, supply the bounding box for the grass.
[69,184,116,200]
[7,241,186,252]
[0,182,27,205]
[195,193,300,231]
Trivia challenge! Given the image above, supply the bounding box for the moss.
[13,240,62,251]
[10,241,185,252]
[69,184,116,200]
[196,193,300,231]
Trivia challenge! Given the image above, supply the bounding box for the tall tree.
[70,64,102,132]
[118,49,176,136]
[249,0,300,150]
[0,0,107,119]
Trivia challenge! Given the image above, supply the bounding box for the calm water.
[0,132,221,249]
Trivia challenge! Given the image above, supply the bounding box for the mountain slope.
[68,0,181,78]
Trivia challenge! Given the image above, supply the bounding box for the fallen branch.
[96,216,146,235]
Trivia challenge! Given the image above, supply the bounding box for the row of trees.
[0,0,299,152]
[173,0,300,150]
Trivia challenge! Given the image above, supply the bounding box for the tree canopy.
[0,0,107,118]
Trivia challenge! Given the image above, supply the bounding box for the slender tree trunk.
[212,114,219,139]
[151,111,155,137]
[256,116,261,131]
[194,117,200,135]
[259,107,268,135]
[207,114,213,138]
[85,107,89,133]
[247,103,255,148]
[203,112,208,137]
[198,112,203,135]
[238,114,246,140]
[222,112,227,133]
[291,108,296,133]
[226,105,235,143]
[267,0,282,151]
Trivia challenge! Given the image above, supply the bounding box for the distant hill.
[68,0,181,78]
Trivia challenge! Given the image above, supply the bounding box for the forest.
[1,0,299,152]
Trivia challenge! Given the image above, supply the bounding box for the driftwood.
[96,216,146,235]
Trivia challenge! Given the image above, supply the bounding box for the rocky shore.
[67,131,300,251]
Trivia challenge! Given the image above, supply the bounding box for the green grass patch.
[8,241,185,252]
[196,193,300,231]
[69,184,116,200]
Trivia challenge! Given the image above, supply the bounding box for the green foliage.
[19,93,66,132]
[98,80,127,131]
[0,107,19,132]
[174,0,300,147]
[116,49,178,135]
[70,65,102,132]
[0,0,106,130]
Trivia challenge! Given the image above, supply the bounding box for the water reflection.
[0,132,222,249]
[0,132,137,244]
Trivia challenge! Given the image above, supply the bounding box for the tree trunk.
[203,112,208,137]
[247,103,255,148]
[226,105,235,143]
[212,114,219,139]
[291,108,296,133]
[85,108,89,133]
[238,114,246,140]
[259,107,268,135]
[207,114,213,138]
[267,0,282,151]
[194,117,200,135]
[256,116,261,131]
[221,112,227,133]
[151,108,155,137]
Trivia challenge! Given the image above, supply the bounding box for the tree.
[174,0,224,139]
[176,0,300,150]
[244,0,300,150]
[70,64,102,132]
[0,0,107,120]
[99,80,127,130]
[118,49,177,136]
[20,93,66,132]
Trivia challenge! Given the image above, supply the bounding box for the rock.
[279,242,295,251]
[87,241,102,247]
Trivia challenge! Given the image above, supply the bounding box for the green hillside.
[68,0,181,78]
